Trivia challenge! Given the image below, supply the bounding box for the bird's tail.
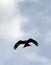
[23,44,31,48]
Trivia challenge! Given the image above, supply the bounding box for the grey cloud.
[19,0,51,32]
[18,0,51,45]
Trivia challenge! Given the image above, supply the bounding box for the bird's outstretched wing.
[27,38,39,46]
[14,40,23,49]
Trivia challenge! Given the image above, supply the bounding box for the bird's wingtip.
[14,46,17,50]
[37,43,39,46]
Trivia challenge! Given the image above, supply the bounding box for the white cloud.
[0,0,28,64]
[0,0,15,21]
[0,0,25,22]
[0,15,28,40]
[23,52,51,65]
[0,0,14,7]
[0,0,28,40]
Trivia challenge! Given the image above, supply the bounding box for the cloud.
[0,0,51,65]
[0,16,27,40]
[0,0,28,40]
[45,31,51,42]
[43,31,51,47]
[23,52,51,65]
[0,0,15,21]
[0,0,28,65]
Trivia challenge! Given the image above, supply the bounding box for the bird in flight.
[14,38,39,49]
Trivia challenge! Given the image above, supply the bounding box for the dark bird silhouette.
[14,38,39,49]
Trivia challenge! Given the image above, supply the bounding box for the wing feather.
[14,40,22,49]
[27,38,39,46]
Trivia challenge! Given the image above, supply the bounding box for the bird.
[14,38,39,49]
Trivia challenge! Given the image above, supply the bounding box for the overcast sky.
[0,0,51,65]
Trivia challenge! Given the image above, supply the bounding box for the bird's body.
[14,38,39,49]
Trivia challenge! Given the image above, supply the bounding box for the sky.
[0,0,51,65]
